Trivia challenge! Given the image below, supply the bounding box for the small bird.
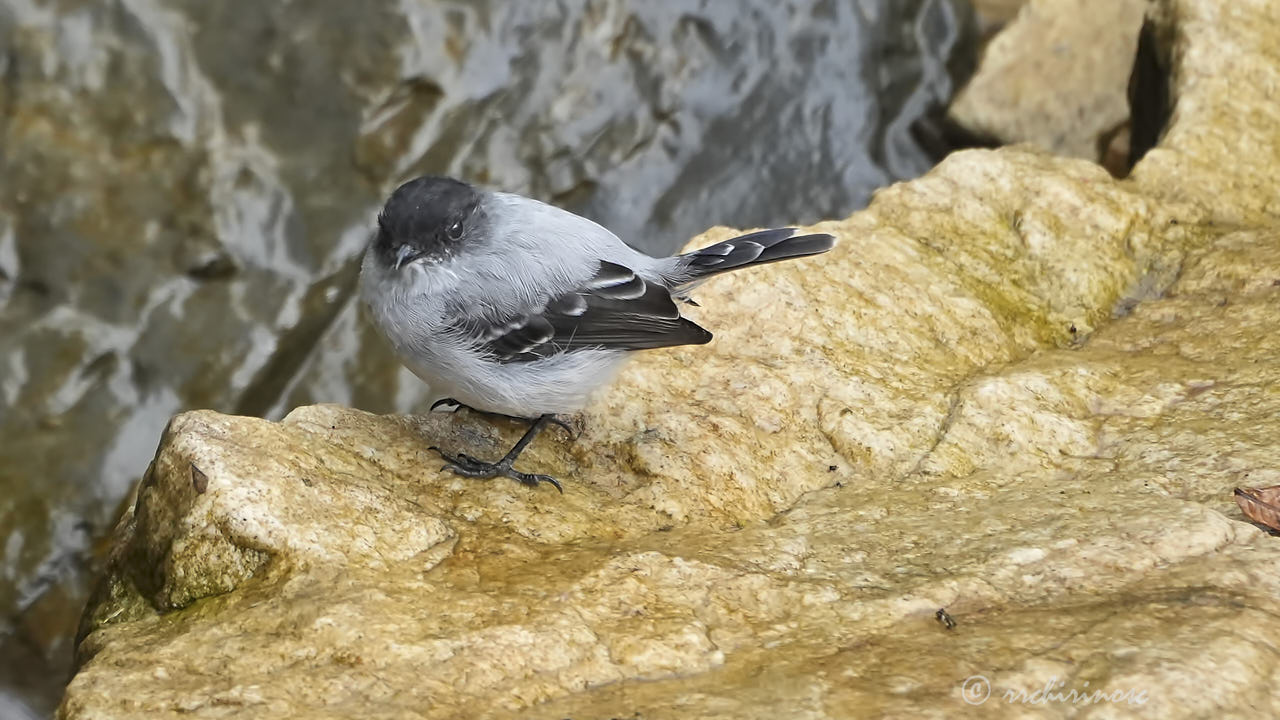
[360,176,835,491]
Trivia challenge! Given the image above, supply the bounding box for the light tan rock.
[61,0,1280,717]
[949,0,1150,160]
[1129,0,1280,226]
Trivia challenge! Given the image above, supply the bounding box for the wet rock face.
[0,0,975,714]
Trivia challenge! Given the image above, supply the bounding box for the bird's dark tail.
[670,228,835,289]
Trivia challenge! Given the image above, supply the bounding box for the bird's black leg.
[430,398,574,437]
[429,397,463,413]
[429,414,564,492]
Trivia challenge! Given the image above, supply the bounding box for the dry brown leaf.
[190,462,208,494]
[1234,486,1280,532]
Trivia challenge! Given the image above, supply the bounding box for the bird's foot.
[428,446,563,493]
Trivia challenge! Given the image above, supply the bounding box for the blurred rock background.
[950,0,1150,172]
[0,0,981,715]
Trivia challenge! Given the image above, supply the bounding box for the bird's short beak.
[393,244,420,270]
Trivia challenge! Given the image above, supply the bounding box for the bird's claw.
[513,471,562,493]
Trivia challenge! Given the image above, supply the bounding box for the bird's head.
[372,175,486,272]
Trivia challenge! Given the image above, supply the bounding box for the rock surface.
[0,1,976,712]
[62,0,1280,717]
[948,0,1149,161]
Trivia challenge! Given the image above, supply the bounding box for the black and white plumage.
[360,175,835,488]
[459,260,712,363]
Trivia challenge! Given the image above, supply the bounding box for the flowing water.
[0,0,977,714]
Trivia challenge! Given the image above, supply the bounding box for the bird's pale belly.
[404,344,630,418]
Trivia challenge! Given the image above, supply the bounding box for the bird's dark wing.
[455,261,712,363]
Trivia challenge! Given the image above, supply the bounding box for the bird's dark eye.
[446,220,464,240]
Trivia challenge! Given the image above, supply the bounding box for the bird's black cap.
[374,176,485,269]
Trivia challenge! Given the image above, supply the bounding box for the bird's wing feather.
[454,261,712,363]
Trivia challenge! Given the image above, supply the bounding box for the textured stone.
[61,0,1280,717]
[0,3,975,710]
[949,0,1149,159]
